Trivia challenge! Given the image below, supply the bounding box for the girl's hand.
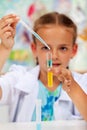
[0,14,20,49]
[52,67,74,92]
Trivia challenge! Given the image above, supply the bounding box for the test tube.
[47,52,53,87]
[36,99,42,130]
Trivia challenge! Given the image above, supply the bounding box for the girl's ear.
[31,42,37,56]
[71,43,78,58]
[31,42,38,65]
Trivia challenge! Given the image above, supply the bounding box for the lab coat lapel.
[15,65,40,121]
[16,81,39,122]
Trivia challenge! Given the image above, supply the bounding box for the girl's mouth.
[52,63,61,67]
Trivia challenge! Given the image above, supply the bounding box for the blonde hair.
[32,12,77,44]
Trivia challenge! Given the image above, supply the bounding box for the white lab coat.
[0,65,87,122]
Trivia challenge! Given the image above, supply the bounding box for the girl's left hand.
[52,67,74,92]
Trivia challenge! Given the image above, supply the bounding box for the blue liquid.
[36,123,41,130]
[47,60,52,68]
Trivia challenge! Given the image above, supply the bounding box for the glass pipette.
[19,20,50,50]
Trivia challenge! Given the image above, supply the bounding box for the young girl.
[0,12,87,122]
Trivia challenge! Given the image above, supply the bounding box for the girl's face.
[31,25,77,75]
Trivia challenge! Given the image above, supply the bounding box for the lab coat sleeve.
[73,72,87,94]
[0,64,27,104]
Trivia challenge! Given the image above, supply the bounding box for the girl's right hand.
[0,14,20,49]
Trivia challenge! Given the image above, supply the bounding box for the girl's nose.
[52,49,58,60]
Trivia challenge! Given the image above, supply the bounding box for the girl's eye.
[60,47,67,51]
[41,46,49,50]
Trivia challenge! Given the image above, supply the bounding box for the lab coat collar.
[14,65,40,94]
[14,65,72,101]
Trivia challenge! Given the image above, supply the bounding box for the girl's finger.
[0,16,20,29]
